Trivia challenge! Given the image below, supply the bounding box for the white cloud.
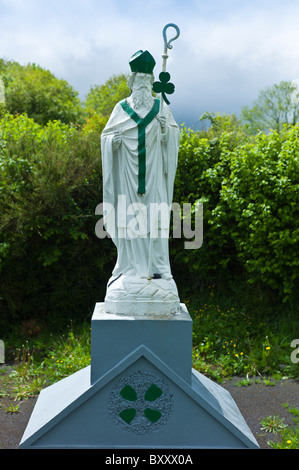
[172,2,299,124]
[0,0,299,125]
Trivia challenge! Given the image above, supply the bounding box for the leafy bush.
[172,117,299,305]
[0,112,114,327]
[216,126,299,301]
[0,60,83,125]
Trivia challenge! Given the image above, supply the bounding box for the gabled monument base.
[19,303,259,449]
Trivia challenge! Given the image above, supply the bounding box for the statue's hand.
[157,116,166,131]
[157,116,168,142]
[112,131,122,149]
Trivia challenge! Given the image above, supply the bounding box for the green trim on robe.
[120,98,160,195]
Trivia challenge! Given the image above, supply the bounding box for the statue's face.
[132,73,152,92]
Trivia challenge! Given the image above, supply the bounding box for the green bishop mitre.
[129,50,156,74]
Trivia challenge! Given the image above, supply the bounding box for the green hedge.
[0,60,83,125]
[0,113,114,327]
[173,117,299,305]
[0,112,298,329]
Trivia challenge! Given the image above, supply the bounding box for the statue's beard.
[131,87,154,110]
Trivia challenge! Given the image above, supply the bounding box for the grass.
[260,405,299,449]
[3,403,20,414]
[1,322,91,401]
[186,293,299,383]
[260,414,288,434]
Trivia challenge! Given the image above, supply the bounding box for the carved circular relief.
[108,370,174,434]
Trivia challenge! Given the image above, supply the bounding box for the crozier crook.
[162,23,180,72]
[153,23,180,111]
[148,24,180,280]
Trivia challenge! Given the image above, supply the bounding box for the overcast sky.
[0,0,299,127]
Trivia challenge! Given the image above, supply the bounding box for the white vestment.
[101,99,180,281]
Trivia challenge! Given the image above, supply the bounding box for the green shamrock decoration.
[120,385,137,402]
[119,408,136,424]
[119,383,163,424]
[152,72,175,105]
[144,384,163,401]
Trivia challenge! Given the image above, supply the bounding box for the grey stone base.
[19,303,259,449]
[91,303,192,384]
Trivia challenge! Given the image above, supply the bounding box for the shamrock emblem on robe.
[152,72,175,105]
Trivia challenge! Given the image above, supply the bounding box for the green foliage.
[0,112,115,326]
[189,293,298,380]
[217,126,299,301]
[0,60,83,125]
[173,116,299,305]
[241,81,299,134]
[260,414,288,433]
[4,403,20,413]
[1,323,91,400]
[43,324,91,382]
[84,74,130,117]
[261,406,299,449]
